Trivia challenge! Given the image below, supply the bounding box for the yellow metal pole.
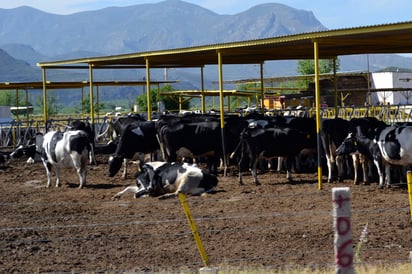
[313,39,323,190]
[407,171,412,222]
[41,68,48,126]
[88,64,95,125]
[178,193,209,267]
[333,58,338,114]
[201,66,205,114]
[145,58,152,121]
[217,50,228,174]
[260,62,265,112]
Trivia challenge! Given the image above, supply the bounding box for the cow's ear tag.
[306,134,310,139]
[354,140,357,146]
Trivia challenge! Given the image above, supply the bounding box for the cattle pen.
[1,155,411,273]
[2,21,412,273]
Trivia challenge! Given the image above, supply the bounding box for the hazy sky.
[0,0,411,29]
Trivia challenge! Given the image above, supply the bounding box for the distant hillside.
[0,49,41,82]
[0,0,411,87]
[0,0,325,56]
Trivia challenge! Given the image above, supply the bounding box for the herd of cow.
[2,112,412,200]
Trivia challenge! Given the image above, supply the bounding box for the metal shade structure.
[37,21,412,189]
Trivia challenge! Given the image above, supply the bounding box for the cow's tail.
[230,128,247,160]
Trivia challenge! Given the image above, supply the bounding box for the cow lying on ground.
[112,161,218,200]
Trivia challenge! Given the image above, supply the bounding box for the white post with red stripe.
[332,187,354,274]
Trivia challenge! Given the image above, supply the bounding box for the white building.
[370,72,412,105]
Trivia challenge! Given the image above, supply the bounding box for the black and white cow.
[39,130,91,188]
[345,117,387,184]
[336,124,412,188]
[112,161,218,200]
[10,140,41,164]
[235,126,316,185]
[336,132,386,187]
[108,120,160,177]
[69,119,96,165]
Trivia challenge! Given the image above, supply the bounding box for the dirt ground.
[1,154,412,273]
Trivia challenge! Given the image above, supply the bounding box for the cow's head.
[108,155,123,177]
[336,133,358,156]
[134,163,157,197]
[10,144,37,159]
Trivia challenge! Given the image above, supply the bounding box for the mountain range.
[0,0,411,89]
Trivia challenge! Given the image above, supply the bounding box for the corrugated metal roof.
[37,21,412,69]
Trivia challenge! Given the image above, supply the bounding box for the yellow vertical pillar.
[88,64,95,125]
[41,68,48,126]
[260,62,265,112]
[145,58,152,121]
[313,39,323,190]
[201,66,205,114]
[217,50,228,175]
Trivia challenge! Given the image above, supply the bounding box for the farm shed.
[37,21,412,189]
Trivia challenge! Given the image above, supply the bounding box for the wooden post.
[332,187,354,274]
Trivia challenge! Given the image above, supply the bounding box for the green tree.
[34,93,58,117]
[0,90,29,106]
[136,84,189,112]
[297,58,340,75]
[81,97,104,114]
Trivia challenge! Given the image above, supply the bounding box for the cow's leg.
[374,160,386,189]
[285,157,293,181]
[336,155,346,182]
[251,158,261,185]
[121,158,128,179]
[325,154,334,183]
[360,154,369,185]
[384,164,392,188]
[112,186,146,200]
[352,154,360,185]
[54,165,61,187]
[77,164,87,189]
[72,154,88,188]
[43,160,53,188]
[277,157,283,172]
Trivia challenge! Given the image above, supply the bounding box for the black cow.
[108,120,160,177]
[235,126,316,185]
[320,118,350,183]
[112,161,218,199]
[156,114,248,175]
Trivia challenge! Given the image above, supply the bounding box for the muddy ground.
[1,155,411,273]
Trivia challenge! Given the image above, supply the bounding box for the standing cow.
[235,126,316,185]
[39,130,91,188]
[108,120,160,178]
